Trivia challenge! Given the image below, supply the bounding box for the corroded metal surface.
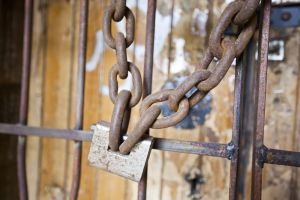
[88,122,153,182]
[18,0,34,199]
[103,0,142,154]
[70,0,89,199]
[1,122,300,167]
[120,0,259,154]
[251,0,271,199]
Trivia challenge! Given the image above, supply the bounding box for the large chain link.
[103,0,259,154]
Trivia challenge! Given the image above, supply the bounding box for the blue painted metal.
[271,4,300,28]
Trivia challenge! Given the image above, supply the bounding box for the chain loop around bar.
[119,106,161,154]
[102,0,260,154]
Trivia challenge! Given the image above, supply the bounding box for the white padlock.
[88,121,153,182]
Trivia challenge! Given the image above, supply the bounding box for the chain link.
[112,0,126,22]
[115,33,128,79]
[109,62,142,107]
[140,90,190,129]
[109,90,131,151]
[233,0,260,25]
[103,3,135,49]
[103,0,259,154]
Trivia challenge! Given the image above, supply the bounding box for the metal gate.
[0,0,300,199]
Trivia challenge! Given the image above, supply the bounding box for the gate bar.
[229,45,248,200]
[138,0,157,199]
[0,123,227,156]
[265,148,300,167]
[70,0,89,199]
[18,0,34,199]
[251,0,271,199]
[2,123,300,167]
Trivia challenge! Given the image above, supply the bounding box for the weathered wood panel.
[38,1,74,199]
[262,28,300,200]
[26,1,48,200]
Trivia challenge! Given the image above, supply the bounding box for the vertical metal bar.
[17,0,34,199]
[251,0,271,199]
[143,0,156,98]
[228,42,249,200]
[70,0,88,199]
[229,40,257,200]
[235,41,256,200]
[138,0,156,199]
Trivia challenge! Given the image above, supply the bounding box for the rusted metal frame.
[235,40,257,200]
[265,148,300,167]
[0,123,92,141]
[2,122,300,166]
[228,43,249,200]
[251,0,271,200]
[17,0,34,199]
[153,138,228,158]
[138,0,157,199]
[70,0,89,199]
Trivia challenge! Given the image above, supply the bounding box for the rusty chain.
[103,0,142,151]
[103,0,259,154]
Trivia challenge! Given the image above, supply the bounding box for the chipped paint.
[86,30,105,72]
[191,8,208,37]
[170,38,189,74]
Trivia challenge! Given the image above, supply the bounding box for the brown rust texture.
[24,0,300,200]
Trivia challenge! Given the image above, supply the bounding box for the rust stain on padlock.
[88,121,153,182]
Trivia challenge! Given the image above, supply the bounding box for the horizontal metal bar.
[265,148,300,167]
[153,138,228,158]
[2,123,300,166]
[0,123,92,141]
[0,123,227,157]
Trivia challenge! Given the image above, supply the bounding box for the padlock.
[88,121,153,182]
